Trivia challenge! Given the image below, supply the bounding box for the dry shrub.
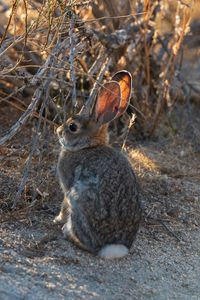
[0,0,198,208]
[0,1,197,138]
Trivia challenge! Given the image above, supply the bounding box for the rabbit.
[54,70,142,259]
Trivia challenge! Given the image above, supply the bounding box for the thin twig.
[159,220,182,242]
[12,80,52,208]
[0,94,58,127]
[0,0,18,47]
[69,11,77,110]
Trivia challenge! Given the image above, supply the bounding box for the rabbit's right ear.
[112,71,132,117]
[95,81,121,125]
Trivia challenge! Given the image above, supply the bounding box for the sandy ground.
[0,136,200,300]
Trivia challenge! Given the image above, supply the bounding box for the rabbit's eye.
[69,122,78,133]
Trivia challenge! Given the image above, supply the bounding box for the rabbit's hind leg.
[62,216,94,253]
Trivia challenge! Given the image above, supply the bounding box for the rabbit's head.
[57,71,132,151]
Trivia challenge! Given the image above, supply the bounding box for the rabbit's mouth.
[59,137,68,149]
[59,137,75,151]
[58,136,89,152]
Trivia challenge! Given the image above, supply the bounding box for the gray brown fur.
[55,71,142,256]
[56,143,141,254]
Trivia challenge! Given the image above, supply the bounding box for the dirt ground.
[0,104,200,300]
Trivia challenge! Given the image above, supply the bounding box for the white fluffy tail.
[98,244,129,259]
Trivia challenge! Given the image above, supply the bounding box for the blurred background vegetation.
[0,0,200,209]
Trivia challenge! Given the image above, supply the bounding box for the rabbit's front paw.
[53,212,65,224]
[62,217,73,239]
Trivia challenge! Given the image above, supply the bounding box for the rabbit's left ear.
[95,81,121,125]
[112,70,132,117]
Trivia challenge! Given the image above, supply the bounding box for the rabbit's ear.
[95,81,121,125]
[112,70,132,117]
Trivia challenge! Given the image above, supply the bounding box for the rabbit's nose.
[57,125,64,136]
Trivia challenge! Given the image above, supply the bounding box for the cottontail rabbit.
[54,71,141,259]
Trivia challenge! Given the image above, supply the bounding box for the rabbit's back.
[58,146,141,251]
[58,146,138,199]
